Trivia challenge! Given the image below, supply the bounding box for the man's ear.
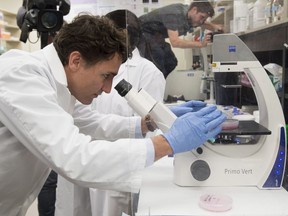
[68,51,82,72]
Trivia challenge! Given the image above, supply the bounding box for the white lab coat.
[0,44,149,216]
[55,48,166,216]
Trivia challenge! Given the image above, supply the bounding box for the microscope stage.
[220,120,271,135]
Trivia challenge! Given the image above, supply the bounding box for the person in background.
[0,14,226,216]
[38,170,58,216]
[93,9,165,115]
[90,9,166,216]
[55,9,166,216]
[138,0,223,78]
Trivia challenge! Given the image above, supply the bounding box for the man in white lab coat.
[0,14,226,216]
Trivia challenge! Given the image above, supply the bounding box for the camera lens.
[41,11,58,29]
[37,10,63,32]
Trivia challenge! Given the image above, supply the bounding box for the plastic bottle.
[272,0,281,22]
[253,0,267,28]
[264,0,272,24]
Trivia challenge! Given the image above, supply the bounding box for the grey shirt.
[139,3,194,38]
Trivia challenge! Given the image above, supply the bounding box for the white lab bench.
[136,156,288,216]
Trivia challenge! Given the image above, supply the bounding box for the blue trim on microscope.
[263,126,286,188]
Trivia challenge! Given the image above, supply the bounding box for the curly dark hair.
[53,14,127,66]
[189,0,215,17]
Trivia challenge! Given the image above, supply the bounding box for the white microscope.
[174,33,286,189]
[115,34,286,190]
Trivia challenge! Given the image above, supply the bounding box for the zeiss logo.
[229,45,236,52]
[187,73,195,77]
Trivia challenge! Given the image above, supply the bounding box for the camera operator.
[17,0,70,48]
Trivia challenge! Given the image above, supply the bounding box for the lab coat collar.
[124,48,141,67]
[42,44,68,86]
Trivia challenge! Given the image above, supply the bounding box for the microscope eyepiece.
[114,79,133,97]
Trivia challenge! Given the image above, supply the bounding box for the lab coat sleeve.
[72,101,143,140]
[0,63,147,193]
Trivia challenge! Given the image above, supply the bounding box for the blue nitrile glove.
[169,100,207,117]
[163,105,226,154]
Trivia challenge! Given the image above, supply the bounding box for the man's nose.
[102,80,113,93]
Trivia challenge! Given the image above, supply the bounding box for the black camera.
[17,0,70,44]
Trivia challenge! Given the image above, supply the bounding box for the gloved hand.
[163,105,226,154]
[169,100,207,117]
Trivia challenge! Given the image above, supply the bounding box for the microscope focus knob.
[190,160,210,181]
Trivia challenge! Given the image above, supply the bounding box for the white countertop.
[136,156,288,216]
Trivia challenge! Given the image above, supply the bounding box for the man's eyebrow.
[110,72,118,77]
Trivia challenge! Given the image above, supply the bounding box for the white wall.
[67,0,185,21]
[0,0,41,52]
[0,0,22,13]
